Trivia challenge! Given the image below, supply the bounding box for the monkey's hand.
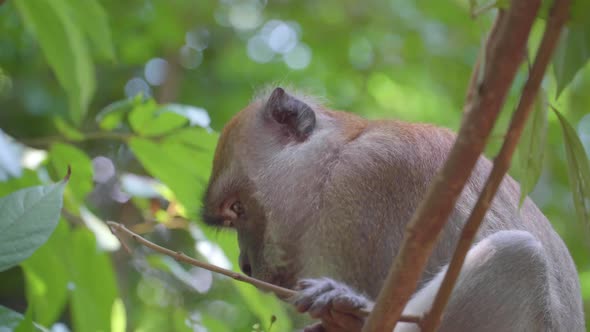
[290,278,372,332]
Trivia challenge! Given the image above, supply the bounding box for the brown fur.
[201,88,584,332]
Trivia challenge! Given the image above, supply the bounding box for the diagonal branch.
[107,221,295,297]
[105,221,423,324]
[362,1,541,331]
[421,1,572,331]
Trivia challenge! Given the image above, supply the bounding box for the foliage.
[0,0,589,330]
[553,20,590,98]
[553,107,590,228]
[516,92,547,205]
[0,172,68,272]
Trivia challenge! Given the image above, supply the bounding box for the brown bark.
[362,1,541,331]
[421,1,571,331]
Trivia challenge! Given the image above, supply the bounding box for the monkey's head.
[201,87,327,290]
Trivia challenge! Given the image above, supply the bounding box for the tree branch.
[421,1,571,331]
[105,221,422,325]
[463,13,504,110]
[107,221,294,298]
[362,1,541,331]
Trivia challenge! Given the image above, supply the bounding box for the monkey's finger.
[329,309,364,332]
[331,294,367,315]
[295,279,317,290]
[292,294,314,313]
[308,289,343,318]
[291,281,334,312]
[289,290,314,312]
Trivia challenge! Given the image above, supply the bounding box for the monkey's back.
[314,118,584,329]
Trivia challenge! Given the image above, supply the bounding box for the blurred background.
[0,0,588,331]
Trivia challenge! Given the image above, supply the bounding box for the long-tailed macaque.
[201,87,585,332]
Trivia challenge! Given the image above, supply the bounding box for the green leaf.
[110,298,126,332]
[133,307,172,332]
[163,127,219,151]
[201,313,232,332]
[0,171,68,272]
[20,220,70,326]
[129,100,188,136]
[517,92,548,205]
[0,306,46,332]
[13,0,95,124]
[172,308,194,332]
[69,229,118,332]
[14,306,34,332]
[63,0,115,60]
[0,169,40,197]
[233,283,292,332]
[129,138,211,217]
[553,21,590,98]
[49,143,93,206]
[95,98,136,130]
[572,0,590,23]
[580,269,590,300]
[53,117,85,141]
[541,0,590,23]
[553,108,590,227]
[160,104,211,128]
[0,305,26,332]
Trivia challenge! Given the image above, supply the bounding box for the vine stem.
[106,221,422,325]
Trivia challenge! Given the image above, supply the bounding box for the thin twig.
[421,1,571,331]
[362,1,540,331]
[106,221,422,325]
[108,223,132,254]
[107,221,294,298]
[471,0,502,18]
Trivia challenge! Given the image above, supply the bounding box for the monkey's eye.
[230,201,245,217]
[220,198,244,228]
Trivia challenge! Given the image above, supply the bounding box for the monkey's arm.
[291,230,555,332]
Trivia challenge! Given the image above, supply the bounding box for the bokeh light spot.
[144,58,169,86]
[247,35,274,63]
[124,78,151,98]
[284,43,312,70]
[185,28,210,51]
[268,22,297,54]
[179,45,203,69]
[229,3,262,30]
[92,156,115,184]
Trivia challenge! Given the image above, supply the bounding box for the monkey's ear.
[265,87,316,141]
